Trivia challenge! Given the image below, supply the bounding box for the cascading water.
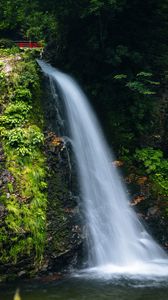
[38,60,168,276]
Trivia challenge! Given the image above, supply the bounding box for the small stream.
[1,276,168,300]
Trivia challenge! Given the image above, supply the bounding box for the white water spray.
[38,60,168,276]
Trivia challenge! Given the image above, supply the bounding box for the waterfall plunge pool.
[1,275,168,300]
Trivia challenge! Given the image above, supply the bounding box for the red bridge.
[14,41,43,48]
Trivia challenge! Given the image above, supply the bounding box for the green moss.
[0,51,47,267]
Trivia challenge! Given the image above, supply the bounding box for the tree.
[0,0,57,40]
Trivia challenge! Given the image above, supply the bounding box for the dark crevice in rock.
[40,77,85,275]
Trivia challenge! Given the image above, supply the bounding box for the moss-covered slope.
[0,48,84,282]
[0,48,47,280]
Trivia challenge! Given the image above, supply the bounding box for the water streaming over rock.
[38,60,168,276]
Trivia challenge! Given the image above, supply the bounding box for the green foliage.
[113,74,127,80]
[0,47,20,55]
[2,126,44,156]
[114,71,160,95]
[25,12,57,40]
[9,238,34,263]
[4,101,31,117]
[135,148,163,172]
[126,81,155,95]
[0,0,57,41]
[135,147,168,196]
[40,0,168,155]
[0,52,47,266]
[0,61,4,68]
[0,38,14,48]
[3,154,47,263]
[0,70,5,80]
[12,88,32,102]
[0,102,31,128]
[0,0,167,154]
[17,61,40,90]
[112,70,161,144]
[126,72,160,95]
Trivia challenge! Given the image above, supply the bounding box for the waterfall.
[38,60,168,276]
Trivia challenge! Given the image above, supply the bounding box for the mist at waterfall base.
[38,60,168,279]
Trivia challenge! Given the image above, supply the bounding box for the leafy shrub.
[0,39,14,48]
[135,147,168,196]
[114,71,160,95]
[135,148,163,172]
[12,88,32,102]
[0,61,4,68]
[28,125,44,146]
[18,61,39,89]
[0,102,31,128]
[3,126,44,156]
[0,47,20,55]
[0,71,5,80]
[4,101,31,116]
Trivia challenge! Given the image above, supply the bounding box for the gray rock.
[18,270,26,277]
[147,206,159,216]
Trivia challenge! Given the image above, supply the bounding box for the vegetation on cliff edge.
[0,48,47,276]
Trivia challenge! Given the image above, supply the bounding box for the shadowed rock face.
[43,131,84,274]
[39,79,85,275]
[126,174,168,252]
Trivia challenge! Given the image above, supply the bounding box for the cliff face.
[0,49,83,282]
[0,48,47,281]
[40,78,84,275]
[125,171,168,251]
[0,48,167,282]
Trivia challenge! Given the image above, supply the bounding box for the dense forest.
[0,0,168,283]
[1,1,168,148]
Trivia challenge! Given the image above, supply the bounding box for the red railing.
[14,41,43,48]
